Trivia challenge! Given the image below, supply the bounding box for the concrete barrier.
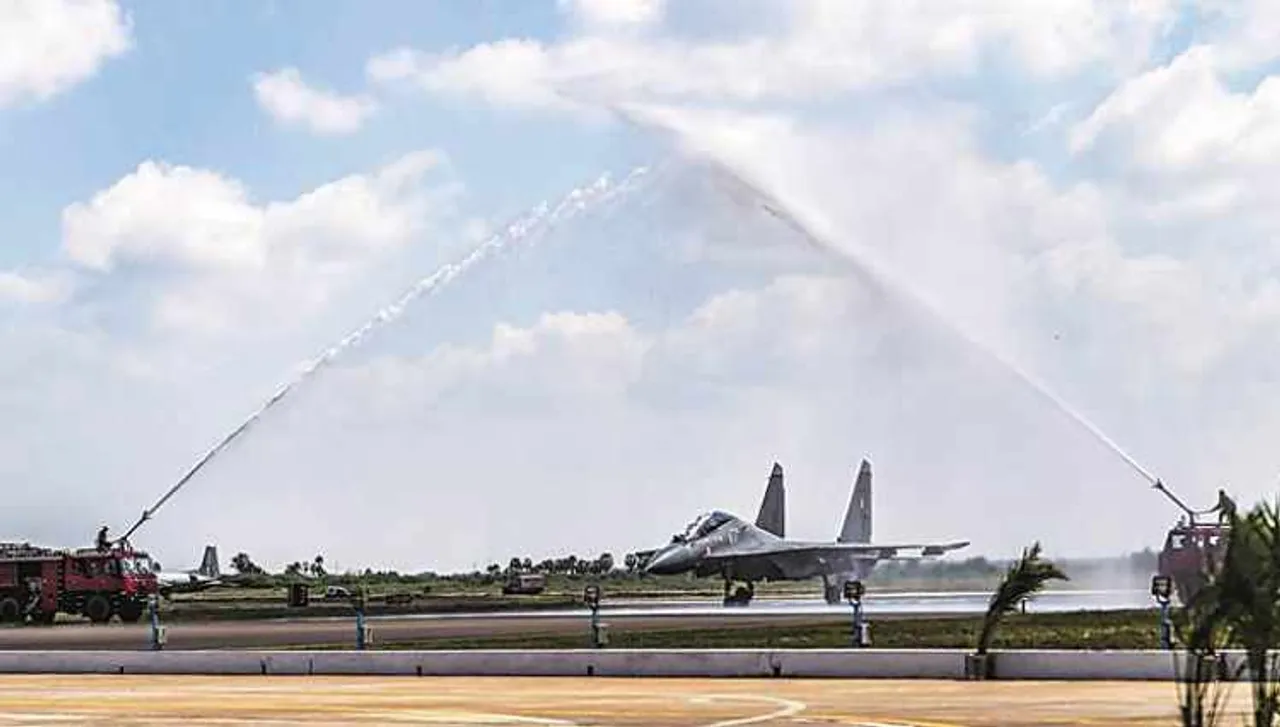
[991,650,1176,680]
[0,649,1258,680]
[780,649,963,679]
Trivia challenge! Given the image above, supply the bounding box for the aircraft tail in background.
[198,545,220,579]
[838,459,872,543]
[755,462,786,538]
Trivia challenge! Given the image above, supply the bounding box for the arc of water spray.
[594,99,1162,489]
[719,160,1161,488]
[118,165,654,542]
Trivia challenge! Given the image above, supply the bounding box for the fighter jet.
[643,460,970,605]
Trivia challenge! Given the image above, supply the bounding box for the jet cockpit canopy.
[671,510,734,544]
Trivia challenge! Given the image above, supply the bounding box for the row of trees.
[226,549,1160,583]
[228,552,324,581]
[495,553,619,577]
[225,551,656,582]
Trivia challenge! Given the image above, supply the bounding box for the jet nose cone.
[644,545,692,575]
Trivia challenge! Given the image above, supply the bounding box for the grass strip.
[280,609,1164,651]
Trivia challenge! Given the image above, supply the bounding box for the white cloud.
[61,150,461,336]
[1191,0,1280,71]
[0,270,72,304]
[368,1,1177,111]
[352,310,649,419]
[368,41,576,112]
[1040,238,1277,376]
[629,100,1280,392]
[252,67,378,135]
[558,0,666,31]
[63,162,265,273]
[0,0,132,108]
[1067,45,1280,172]
[653,275,881,386]
[1062,40,1280,365]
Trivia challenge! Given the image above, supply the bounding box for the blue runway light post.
[584,585,602,649]
[1151,574,1173,650]
[147,594,163,651]
[352,588,368,651]
[844,580,867,648]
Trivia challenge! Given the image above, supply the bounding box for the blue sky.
[0,0,651,269]
[6,0,1280,577]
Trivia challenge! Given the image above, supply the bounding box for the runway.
[0,675,1240,725]
[0,589,1152,651]
[574,588,1152,617]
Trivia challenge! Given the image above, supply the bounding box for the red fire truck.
[0,541,160,625]
[1152,480,1229,606]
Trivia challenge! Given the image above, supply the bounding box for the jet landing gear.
[822,575,850,605]
[723,579,754,607]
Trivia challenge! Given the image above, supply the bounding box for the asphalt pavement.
[0,675,1223,725]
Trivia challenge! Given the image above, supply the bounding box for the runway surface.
[0,589,1153,650]
[568,589,1152,617]
[0,675,1240,725]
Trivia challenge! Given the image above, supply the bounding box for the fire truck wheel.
[84,594,112,624]
[117,601,143,623]
[0,597,20,623]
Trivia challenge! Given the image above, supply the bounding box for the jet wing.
[711,539,969,561]
[697,538,969,579]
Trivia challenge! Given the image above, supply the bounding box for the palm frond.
[975,541,1069,654]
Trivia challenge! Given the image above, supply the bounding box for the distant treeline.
[222,548,1162,588]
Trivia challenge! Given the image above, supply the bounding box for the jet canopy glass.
[672,511,733,543]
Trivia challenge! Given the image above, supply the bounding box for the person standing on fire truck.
[96,525,110,552]
[1215,488,1237,524]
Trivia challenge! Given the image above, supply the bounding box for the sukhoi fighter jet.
[643,460,970,605]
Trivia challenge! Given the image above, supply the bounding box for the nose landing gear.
[723,578,755,606]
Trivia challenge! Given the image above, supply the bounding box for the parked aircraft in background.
[153,545,222,597]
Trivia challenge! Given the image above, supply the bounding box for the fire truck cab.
[1157,519,1229,606]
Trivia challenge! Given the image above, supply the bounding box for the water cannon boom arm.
[1151,479,1201,522]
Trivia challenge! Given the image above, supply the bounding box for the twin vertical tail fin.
[839,459,872,543]
[755,462,786,538]
[198,545,220,579]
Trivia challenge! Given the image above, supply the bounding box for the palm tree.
[1172,585,1235,727]
[973,542,1068,663]
[1190,499,1280,726]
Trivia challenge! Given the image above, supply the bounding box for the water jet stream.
[119,166,653,542]
[602,101,1162,489]
[726,163,1159,488]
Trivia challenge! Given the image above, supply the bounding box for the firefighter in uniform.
[96,525,111,552]
[24,578,41,618]
[1215,488,1237,524]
